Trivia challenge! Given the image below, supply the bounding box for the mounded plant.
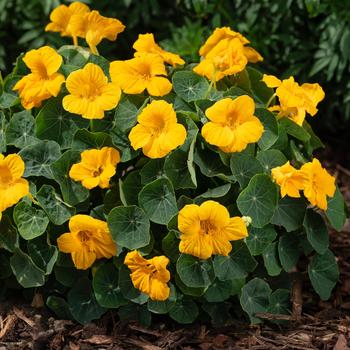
[0,2,346,326]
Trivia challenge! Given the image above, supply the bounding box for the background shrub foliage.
[0,1,347,326]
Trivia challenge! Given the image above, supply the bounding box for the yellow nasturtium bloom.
[178,200,248,260]
[63,63,121,119]
[69,10,125,54]
[0,154,29,213]
[300,158,336,210]
[193,38,248,82]
[13,46,65,109]
[199,27,263,63]
[271,161,306,198]
[128,100,187,159]
[202,95,264,153]
[45,2,90,45]
[262,74,325,126]
[133,33,185,67]
[69,147,120,190]
[124,251,171,301]
[110,53,172,96]
[57,215,117,270]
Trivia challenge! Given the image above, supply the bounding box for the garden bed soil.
[0,147,349,350]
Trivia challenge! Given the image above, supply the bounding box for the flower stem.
[266,93,276,108]
[73,36,78,46]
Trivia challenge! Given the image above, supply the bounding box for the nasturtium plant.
[0,1,346,327]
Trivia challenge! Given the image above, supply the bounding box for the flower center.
[0,165,13,187]
[78,230,91,243]
[138,63,152,79]
[225,111,241,129]
[200,220,216,235]
[92,166,103,177]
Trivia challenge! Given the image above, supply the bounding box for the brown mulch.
[1,148,350,350]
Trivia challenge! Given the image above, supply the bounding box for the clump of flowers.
[0,1,344,327]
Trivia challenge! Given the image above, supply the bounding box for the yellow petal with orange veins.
[72,248,96,270]
[149,279,170,301]
[160,123,187,151]
[0,179,29,212]
[243,46,263,63]
[129,124,152,150]
[178,204,201,235]
[199,200,230,227]
[205,98,234,123]
[179,234,213,260]
[262,74,282,88]
[146,76,172,96]
[57,232,81,253]
[232,95,256,120]
[202,123,234,147]
[4,154,25,179]
[225,217,248,240]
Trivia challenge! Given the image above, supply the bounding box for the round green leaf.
[13,201,49,240]
[256,149,287,173]
[138,178,178,225]
[121,170,142,206]
[140,159,165,185]
[46,296,73,320]
[262,242,282,276]
[278,233,300,271]
[0,216,19,252]
[203,279,233,302]
[107,205,151,250]
[72,129,113,151]
[237,174,278,228]
[169,298,199,324]
[256,108,279,150]
[246,224,277,256]
[326,187,347,232]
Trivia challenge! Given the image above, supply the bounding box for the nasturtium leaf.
[0,75,20,108]
[272,124,288,151]
[175,274,207,297]
[72,129,113,151]
[59,45,89,67]
[36,96,88,149]
[93,263,127,308]
[147,284,176,314]
[13,201,49,240]
[110,126,139,162]
[194,183,231,203]
[19,140,61,179]
[246,224,277,256]
[162,230,180,262]
[54,264,88,288]
[202,302,231,326]
[87,54,110,77]
[68,277,107,325]
[237,174,278,228]
[0,254,12,279]
[169,298,199,324]
[172,71,209,102]
[203,279,233,302]
[303,121,324,155]
[262,242,282,276]
[138,177,178,225]
[303,209,329,255]
[213,241,257,280]
[256,149,287,174]
[267,289,291,318]
[326,186,347,232]
[308,249,339,300]
[140,159,165,185]
[223,86,247,98]
[118,304,152,326]
[230,151,263,188]
[256,108,279,150]
[271,197,307,232]
[247,67,274,104]
[0,111,7,153]
[278,233,300,271]
[240,277,272,324]
[10,248,45,288]
[27,236,58,275]
[51,150,90,206]
[107,205,150,250]
[103,185,123,215]
[6,110,38,148]
[279,118,310,142]
[46,296,73,320]
[121,170,143,206]
[176,254,214,288]
[235,69,252,94]
[0,216,19,252]
[36,185,75,225]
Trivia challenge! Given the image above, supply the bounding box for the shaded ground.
[0,148,349,350]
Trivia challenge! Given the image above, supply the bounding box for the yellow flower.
[57,214,116,270]
[45,2,90,45]
[69,10,125,54]
[263,74,325,125]
[13,46,65,109]
[124,250,170,301]
[299,158,336,210]
[199,27,263,63]
[0,154,29,213]
[133,33,185,67]
[110,53,172,96]
[128,100,187,159]
[178,200,248,260]
[271,161,306,198]
[63,63,121,119]
[202,95,264,153]
[69,147,120,189]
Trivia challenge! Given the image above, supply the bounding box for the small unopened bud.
[242,216,252,227]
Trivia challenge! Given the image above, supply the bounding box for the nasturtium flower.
[124,250,170,301]
[133,33,185,67]
[57,215,116,270]
[69,147,120,189]
[199,27,263,63]
[63,63,121,119]
[0,154,29,213]
[300,158,336,210]
[45,2,90,45]
[194,38,248,82]
[202,95,264,153]
[128,100,187,159]
[110,53,172,96]
[178,200,248,260]
[69,10,125,54]
[271,161,306,198]
[13,46,65,109]
[263,74,325,125]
